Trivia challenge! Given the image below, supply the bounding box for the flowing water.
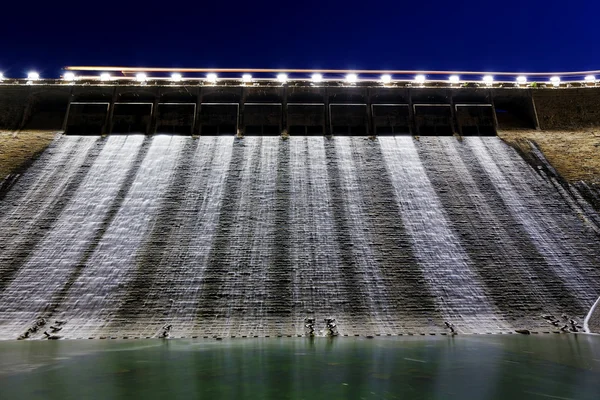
[0,134,599,339]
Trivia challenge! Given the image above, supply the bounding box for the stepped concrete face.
[0,134,599,339]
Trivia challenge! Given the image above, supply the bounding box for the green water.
[1,335,599,399]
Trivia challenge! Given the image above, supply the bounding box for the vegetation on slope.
[499,130,600,184]
[0,131,57,178]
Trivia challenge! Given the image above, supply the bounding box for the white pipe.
[583,296,600,333]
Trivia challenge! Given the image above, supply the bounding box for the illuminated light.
[584,75,596,83]
[0,72,4,81]
[242,74,252,83]
[449,75,460,84]
[136,72,147,82]
[414,74,426,84]
[483,75,494,86]
[27,72,40,80]
[380,74,392,84]
[516,76,527,85]
[346,73,358,83]
[171,73,182,82]
[100,73,111,81]
[311,73,323,83]
[206,73,217,83]
[277,73,288,83]
[550,76,561,87]
[63,72,76,81]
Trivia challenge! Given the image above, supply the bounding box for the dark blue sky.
[1,0,599,78]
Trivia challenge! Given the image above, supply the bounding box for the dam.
[1,70,600,340]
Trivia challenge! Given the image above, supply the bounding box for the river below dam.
[0,134,599,338]
[1,335,599,400]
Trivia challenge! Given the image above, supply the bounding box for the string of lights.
[0,67,597,86]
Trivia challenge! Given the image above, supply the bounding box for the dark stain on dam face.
[0,134,600,338]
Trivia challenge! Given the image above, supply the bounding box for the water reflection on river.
[0,335,599,400]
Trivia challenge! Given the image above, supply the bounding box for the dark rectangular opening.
[243,104,282,135]
[332,125,367,135]
[456,105,497,136]
[201,125,237,135]
[289,125,324,136]
[245,125,280,136]
[287,104,325,136]
[375,126,411,135]
[199,103,238,135]
[307,125,324,135]
[459,126,496,136]
[372,104,411,136]
[330,104,368,136]
[111,103,152,134]
[414,105,453,136]
[156,103,195,135]
[65,103,109,135]
[419,125,454,135]
[493,96,537,129]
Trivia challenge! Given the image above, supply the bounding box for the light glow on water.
[1,336,599,400]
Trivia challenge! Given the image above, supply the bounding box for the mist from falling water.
[378,136,506,332]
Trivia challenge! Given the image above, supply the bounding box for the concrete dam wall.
[1,133,599,339]
[2,83,600,137]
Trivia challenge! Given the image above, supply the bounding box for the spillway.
[0,134,599,339]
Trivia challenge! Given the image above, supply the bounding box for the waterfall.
[466,137,599,305]
[0,136,98,291]
[289,137,347,335]
[54,135,186,337]
[0,136,143,336]
[150,136,235,335]
[327,137,397,334]
[379,136,506,332]
[193,136,281,338]
[1,133,599,339]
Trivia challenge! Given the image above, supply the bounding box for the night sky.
[1,0,599,78]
